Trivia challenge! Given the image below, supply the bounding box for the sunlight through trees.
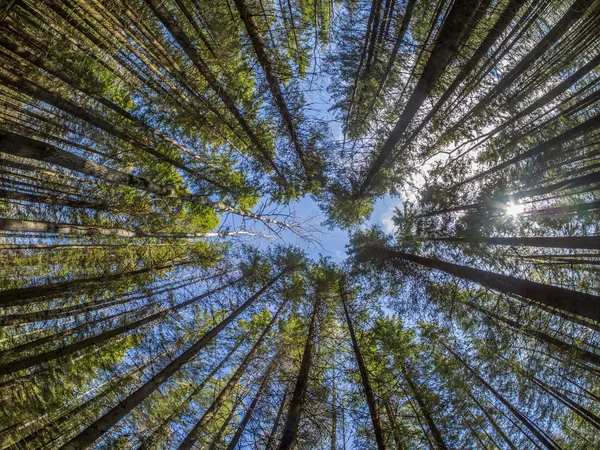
[1,0,600,448]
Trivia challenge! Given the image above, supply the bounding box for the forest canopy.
[1,0,600,448]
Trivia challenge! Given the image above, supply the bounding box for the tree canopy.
[2,0,600,448]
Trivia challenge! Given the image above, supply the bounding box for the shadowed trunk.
[232,0,306,173]
[144,0,285,181]
[445,344,561,450]
[417,170,600,218]
[0,131,289,226]
[136,337,247,450]
[359,0,483,195]
[0,260,186,307]
[226,352,279,450]
[60,268,287,450]
[402,366,448,450]
[340,282,387,449]
[427,235,600,250]
[0,277,238,376]
[278,295,322,450]
[265,387,288,450]
[177,299,288,450]
[377,247,600,323]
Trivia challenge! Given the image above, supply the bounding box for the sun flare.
[505,203,525,216]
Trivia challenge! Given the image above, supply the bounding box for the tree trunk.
[457,113,600,187]
[331,363,337,450]
[0,188,114,212]
[137,337,247,450]
[278,295,322,450]
[478,0,593,108]
[0,35,214,169]
[466,390,518,450]
[143,0,284,181]
[226,352,279,450]
[11,346,172,449]
[232,0,306,172]
[0,276,199,326]
[340,283,387,449]
[401,366,448,450]
[60,268,287,450]
[470,303,600,367]
[0,218,263,240]
[445,344,561,449]
[500,355,600,430]
[177,299,288,450]
[478,51,600,150]
[265,387,288,450]
[0,71,197,178]
[0,260,185,307]
[366,0,416,116]
[428,235,600,250]
[0,277,238,376]
[346,0,380,126]
[379,247,600,323]
[0,130,291,227]
[359,0,482,195]
[417,169,600,218]
[522,200,600,217]
[384,400,406,450]
[403,0,527,152]
[207,393,245,450]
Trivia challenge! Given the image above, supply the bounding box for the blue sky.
[264,57,406,263]
[273,194,403,262]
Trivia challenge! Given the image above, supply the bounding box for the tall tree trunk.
[0,218,263,240]
[143,0,285,181]
[0,131,289,227]
[232,0,306,173]
[11,345,175,450]
[345,0,380,127]
[331,362,337,450]
[0,276,200,326]
[137,337,247,450]
[402,0,527,153]
[60,268,287,450]
[0,35,214,169]
[0,260,185,307]
[278,295,322,450]
[177,299,288,450]
[444,344,561,450]
[500,355,600,430]
[401,366,448,450]
[359,0,482,195]
[466,390,518,450]
[377,247,600,323]
[457,113,600,187]
[384,400,406,450]
[365,0,416,116]
[0,189,114,211]
[469,303,600,367]
[471,51,600,155]
[427,235,600,249]
[226,352,279,450]
[522,200,600,217]
[0,277,238,376]
[207,393,245,450]
[265,387,289,450]
[0,71,198,178]
[475,0,593,111]
[340,283,387,449]
[417,170,600,218]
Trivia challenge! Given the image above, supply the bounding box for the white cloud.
[380,198,403,234]
[381,208,397,234]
